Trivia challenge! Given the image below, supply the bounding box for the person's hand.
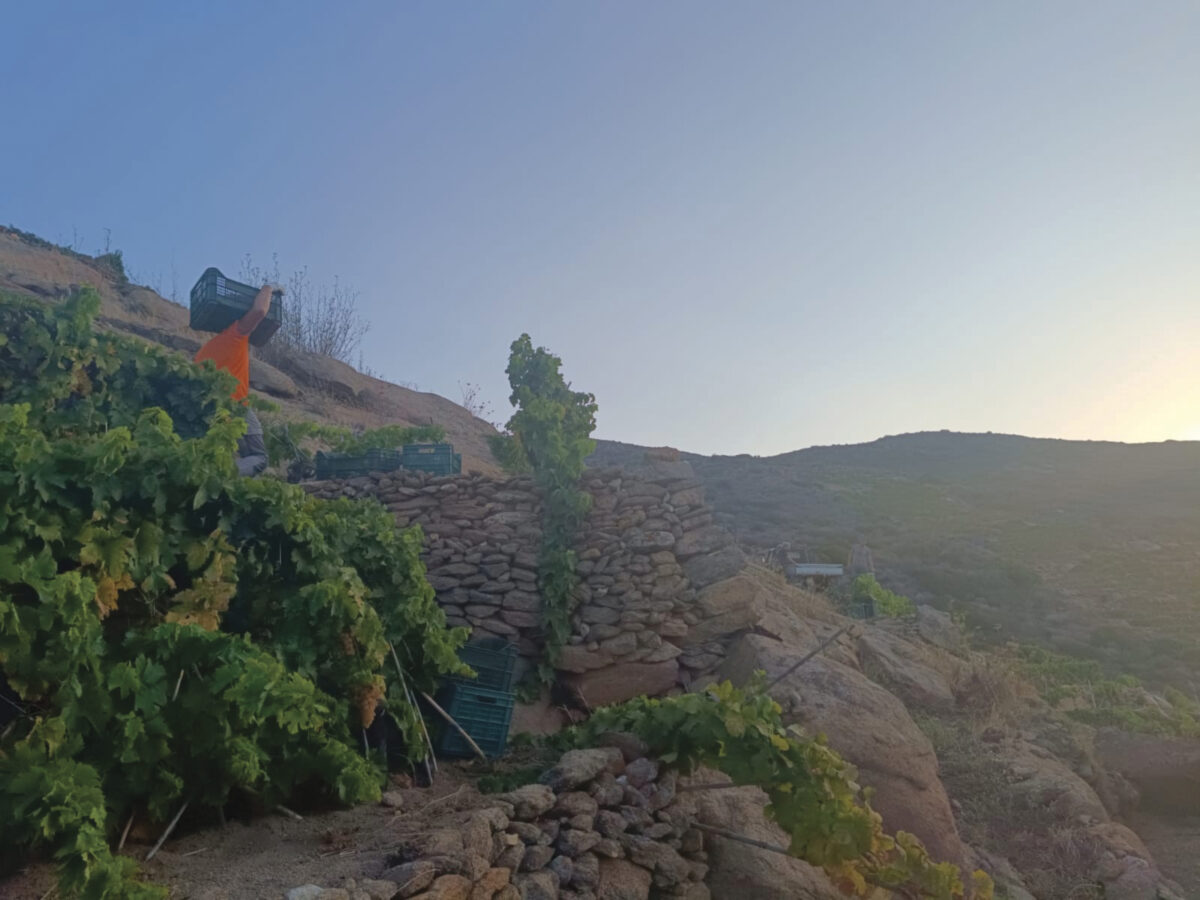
[260,283,284,298]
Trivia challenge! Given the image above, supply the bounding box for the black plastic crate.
[432,683,514,759]
[314,448,403,480]
[402,443,462,476]
[447,638,518,693]
[190,267,284,346]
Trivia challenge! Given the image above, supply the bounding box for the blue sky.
[4,2,1199,455]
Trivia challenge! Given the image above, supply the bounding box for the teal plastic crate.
[447,638,517,693]
[433,683,514,759]
[190,267,283,346]
[402,443,461,476]
[314,448,402,480]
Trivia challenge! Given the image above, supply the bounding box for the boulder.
[719,634,966,868]
[914,605,968,654]
[564,660,679,707]
[671,771,841,899]
[680,545,746,588]
[683,576,766,644]
[856,628,960,711]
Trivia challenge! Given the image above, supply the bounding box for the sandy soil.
[1,768,493,900]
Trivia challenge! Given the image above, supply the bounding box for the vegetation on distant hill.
[239,254,369,365]
[565,676,993,899]
[0,289,465,897]
[593,433,1200,689]
[848,574,916,618]
[1015,645,1200,737]
[493,334,597,681]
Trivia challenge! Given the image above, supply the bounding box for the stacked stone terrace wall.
[305,454,747,701]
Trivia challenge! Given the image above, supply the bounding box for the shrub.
[0,289,466,896]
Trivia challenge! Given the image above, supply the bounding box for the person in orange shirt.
[194,283,280,476]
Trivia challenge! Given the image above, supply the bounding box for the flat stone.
[557,828,602,857]
[541,748,625,791]
[499,784,557,820]
[513,871,559,900]
[381,860,436,896]
[520,844,556,871]
[565,661,679,707]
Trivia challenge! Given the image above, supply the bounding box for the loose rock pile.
[305,455,748,702]
[370,743,710,900]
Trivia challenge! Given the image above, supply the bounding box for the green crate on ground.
[314,448,402,480]
[432,682,514,759]
[402,443,462,476]
[189,267,283,346]
[447,638,517,693]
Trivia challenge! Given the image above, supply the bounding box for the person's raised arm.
[236,284,281,336]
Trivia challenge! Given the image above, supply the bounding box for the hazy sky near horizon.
[4,2,1199,455]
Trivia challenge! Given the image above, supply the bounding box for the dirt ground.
[1,767,495,900]
[1128,812,1200,899]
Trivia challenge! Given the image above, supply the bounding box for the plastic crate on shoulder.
[190,267,283,346]
[432,683,514,759]
[447,638,517,693]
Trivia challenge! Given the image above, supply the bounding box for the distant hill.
[0,226,502,474]
[594,432,1200,686]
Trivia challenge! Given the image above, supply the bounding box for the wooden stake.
[117,812,135,851]
[275,804,303,821]
[419,690,488,763]
[145,800,189,861]
[388,642,438,774]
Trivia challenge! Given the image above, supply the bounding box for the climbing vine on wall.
[494,334,597,681]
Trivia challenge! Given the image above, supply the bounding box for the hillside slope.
[593,432,1200,687]
[0,227,502,473]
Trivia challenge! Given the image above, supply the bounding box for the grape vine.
[0,289,466,897]
[564,675,994,899]
[493,334,597,682]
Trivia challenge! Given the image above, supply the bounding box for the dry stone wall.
[304,454,747,700]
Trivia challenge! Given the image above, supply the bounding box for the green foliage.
[850,574,916,618]
[0,289,466,896]
[562,676,992,899]
[1016,645,1200,737]
[487,433,530,474]
[263,419,446,469]
[95,250,126,281]
[497,335,597,680]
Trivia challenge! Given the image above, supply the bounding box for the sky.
[4,1,1199,456]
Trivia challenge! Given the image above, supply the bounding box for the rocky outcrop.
[720,632,967,868]
[671,770,840,899]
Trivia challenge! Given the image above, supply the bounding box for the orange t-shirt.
[194,322,250,401]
